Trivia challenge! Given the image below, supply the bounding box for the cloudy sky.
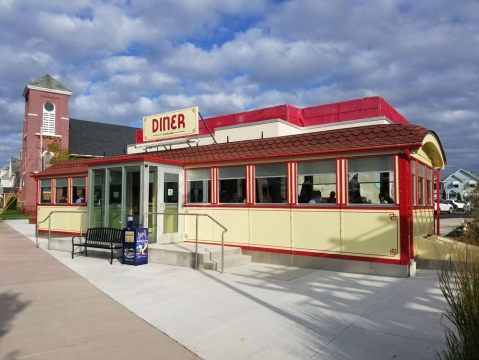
[0,0,478,174]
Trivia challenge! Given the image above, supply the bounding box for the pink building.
[20,75,137,215]
[20,75,71,214]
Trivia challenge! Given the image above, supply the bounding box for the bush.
[437,245,479,359]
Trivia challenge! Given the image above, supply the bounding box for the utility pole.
[39,126,43,171]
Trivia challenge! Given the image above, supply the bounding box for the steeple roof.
[23,74,71,97]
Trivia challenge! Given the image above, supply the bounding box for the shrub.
[437,245,479,359]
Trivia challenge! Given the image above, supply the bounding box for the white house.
[441,169,478,200]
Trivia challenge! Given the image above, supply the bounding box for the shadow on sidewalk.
[0,291,30,338]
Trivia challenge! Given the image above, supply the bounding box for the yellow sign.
[143,106,199,142]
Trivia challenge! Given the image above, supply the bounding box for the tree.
[46,139,70,166]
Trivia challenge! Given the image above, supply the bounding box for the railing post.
[48,216,52,250]
[221,231,225,274]
[35,224,39,248]
[195,214,199,270]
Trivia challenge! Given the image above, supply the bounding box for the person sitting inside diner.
[309,190,322,204]
[75,189,85,204]
[378,192,394,204]
[327,191,336,203]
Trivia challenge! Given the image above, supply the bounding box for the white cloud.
[0,0,478,171]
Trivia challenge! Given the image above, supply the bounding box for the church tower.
[20,75,71,214]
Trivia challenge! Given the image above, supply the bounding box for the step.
[204,254,252,271]
[208,246,242,260]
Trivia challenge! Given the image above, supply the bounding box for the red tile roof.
[37,123,430,177]
[33,159,91,178]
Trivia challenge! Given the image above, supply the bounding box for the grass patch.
[0,209,28,220]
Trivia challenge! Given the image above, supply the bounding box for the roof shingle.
[37,123,430,177]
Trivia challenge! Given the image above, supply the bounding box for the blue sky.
[0,0,478,174]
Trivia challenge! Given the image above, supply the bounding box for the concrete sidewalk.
[3,220,447,359]
[0,221,199,360]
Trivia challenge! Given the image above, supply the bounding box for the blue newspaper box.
[123,228,148,265]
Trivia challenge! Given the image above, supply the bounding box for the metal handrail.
[36,210,86,249]
[143,211,228,273]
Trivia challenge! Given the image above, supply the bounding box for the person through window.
[327,191,336,203]
[379,192,394,204]
[75,189,85,204]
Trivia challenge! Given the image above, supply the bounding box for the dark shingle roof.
[24,75,71,96]
[69,119,137,157]
[36,123,431,178]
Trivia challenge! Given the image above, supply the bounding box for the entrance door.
[147,166,183,244]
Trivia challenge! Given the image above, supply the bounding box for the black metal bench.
[72,228,124,264]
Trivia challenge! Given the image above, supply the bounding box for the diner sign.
[143,106,199,142]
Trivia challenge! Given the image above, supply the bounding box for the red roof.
[34,159,91,178]
[37,124,430,177]
[136,96,410,143]
[88,124,429,167]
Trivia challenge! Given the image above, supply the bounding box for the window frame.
[72,177,86,205]
[346,155,396,206]
[254,163,288,205]
[54,178,68,204]
[39,179,52,204]
[218,165,247,205]
[185,168,211,204]
[297,159,337,205]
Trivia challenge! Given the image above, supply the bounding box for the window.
[187,169,210,203]
[347,156,395,205]
[427,168,434,206]
[72,177,86,204]
[219,167,246,203]
[412,161,417,206]
[55,178,68,204]
[297,160,336,204]
[255,164,287,204]
[42,102,55,135]
[40,179,51,204]
[418,165,425,205]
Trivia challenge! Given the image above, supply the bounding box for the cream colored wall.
[413,209,434,238]
[415,235,479,262]
[37,206,88,233]
[184,207,400,259]
[342,210,400,257]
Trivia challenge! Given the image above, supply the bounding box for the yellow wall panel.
[37,206,88,233]
[413,209,434,237]
[250,209,291,248]
[292,210,340,252]
[183,208,215,241]
[212,209,250,244]
[341,210,399,257]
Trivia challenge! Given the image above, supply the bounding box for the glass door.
[155,167,183,244]
[163,172,179,234]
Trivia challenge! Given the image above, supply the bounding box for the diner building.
[32,96,446,277]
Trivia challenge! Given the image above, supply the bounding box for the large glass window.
[255,164,287,204]
[348,157,395,205]
[108,168,123,228]
[187,169,210,203]
[72,177,85,204]
[40,179,51,204]
[55,178,68,204]
[297,160,336,204]
[91,169,105,227]
[219,167,246,204]
[418,164,425,206]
